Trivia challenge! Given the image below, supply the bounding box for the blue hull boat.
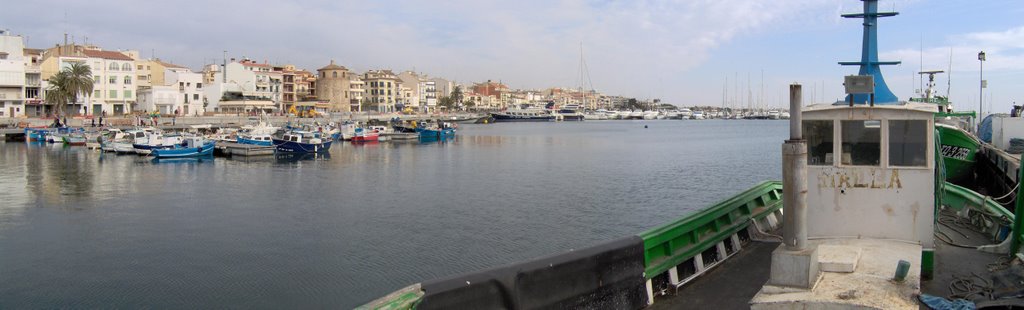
[237,136,273,146]
[24,128,49,142]
[274,139,333,153]
[151,141,215,158]
[419,128,456,139]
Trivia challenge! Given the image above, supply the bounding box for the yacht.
[490,105,557,122]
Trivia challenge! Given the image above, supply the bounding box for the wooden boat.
[62,134,87,146]
[151,137,215,158]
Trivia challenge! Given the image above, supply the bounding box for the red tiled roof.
[240,61,271,68]
[155,60,186,69]
[81,49,134,61]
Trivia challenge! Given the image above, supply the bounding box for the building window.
[109,76,117,84]
[193,94,199,100]
[804,120,834,165]
[122,63,131,71]
[109,62,118,71]
[841,120,881,166]
[124,90,132,98]
[94,90,101,98]
[124,76,132,84]
[94,75,101,83]
[889,120,928,167]
[332,72,338,78]
[109,90,117,98]
[196,83,202,89]
[138,65,144,70]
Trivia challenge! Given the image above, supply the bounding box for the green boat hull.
[936,124,980,182]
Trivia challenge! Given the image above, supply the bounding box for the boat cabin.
[802,102,936,250]
[182,137,206,148]
[281,131,323,144]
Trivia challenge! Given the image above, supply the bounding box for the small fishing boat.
[24,128,49,142]
[236,134,274,146]
[62,133,87,146]
[273,131,332,153]
[351,127,380,143]
[418,122,457,140]
[133,131,184,155]
[151,137,215,158]
[419,128,455,140]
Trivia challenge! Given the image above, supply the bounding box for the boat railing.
[359,180,785,309]
[638,180,783,290]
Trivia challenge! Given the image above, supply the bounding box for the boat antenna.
[919,34,923,95]
[947,46,953,99]
[839,0,900,104]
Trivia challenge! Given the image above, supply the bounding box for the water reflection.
[0,121,788,308]
[275,152,331,163]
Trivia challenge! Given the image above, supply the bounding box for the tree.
[360,97,377,112]
[437,95,455,110]
[45,62,93,116]
[450,86,463,106]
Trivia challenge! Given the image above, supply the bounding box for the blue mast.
[839,0,900,104]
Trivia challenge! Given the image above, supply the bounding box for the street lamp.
[978,51,986,131]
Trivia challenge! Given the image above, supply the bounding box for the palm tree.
[450,86,463,107]
[45,62,93,116]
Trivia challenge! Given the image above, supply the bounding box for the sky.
[3,0,1023,112]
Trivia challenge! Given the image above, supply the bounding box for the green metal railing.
[638,181,784,279]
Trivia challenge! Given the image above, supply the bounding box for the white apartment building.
[137,64,205,116]
[0,30,27,118]
[82,49,138,115]
[203,59,281,114]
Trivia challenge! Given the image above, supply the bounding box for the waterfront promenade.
[0,112,483,136]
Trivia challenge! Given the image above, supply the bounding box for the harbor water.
[0,120,784,308]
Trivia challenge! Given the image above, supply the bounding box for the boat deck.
[649,240,777,310]
[649,228,1014,309]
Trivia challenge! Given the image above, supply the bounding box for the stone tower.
[316,60,352,112]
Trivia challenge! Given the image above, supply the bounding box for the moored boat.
[273,131,332,153]
[351,127,380,143]
[151,137,215,158]
[236,134,274,146]
[490,105,557,122]
[361,2,1024,309]
[133,131,183,155]
[24,128,49,142]
[62,133,87,146]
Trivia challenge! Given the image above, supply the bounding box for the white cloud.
[4,0,838,104]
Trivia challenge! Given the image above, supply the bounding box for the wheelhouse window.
[841,120,881,166]
[803,120,834,165]
[889,120,928,167]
